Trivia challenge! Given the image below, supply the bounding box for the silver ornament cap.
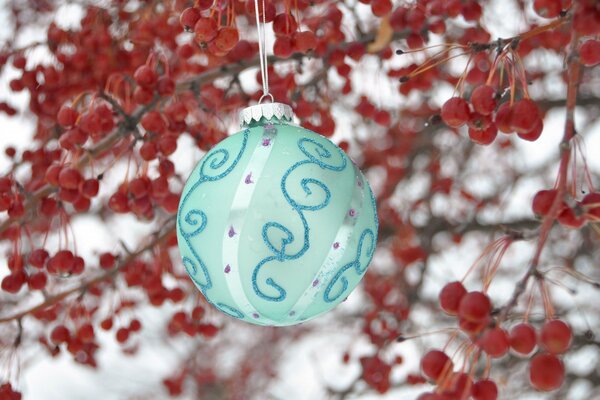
[239,102,294,127]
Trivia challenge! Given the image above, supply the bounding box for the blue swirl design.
[216,303,245,319]
[252,137,347,302]
[323,228,376,303]
[177,129,249,315]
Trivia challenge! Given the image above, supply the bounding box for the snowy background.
[1,0,600,399]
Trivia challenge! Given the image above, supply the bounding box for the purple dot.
[333,242,340,249]
[245,173,253,184]
[312,279,319,287]
[224,264,231,273]
[262,138,271,146]
[348,209,357,217]
[252,313,259,319]
[228,226,236,238]
[357,179,363,187]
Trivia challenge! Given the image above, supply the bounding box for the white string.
[254,0,273,103]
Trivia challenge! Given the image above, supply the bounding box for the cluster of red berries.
[355,96,392,127]
[108,170,179,220]
[44,164,100,213]
[272,14,317,58]
[389,0,483,49]
[1,247,87,294]
[167,307,218,338]
[138,100,188,161]
[441,91,544,145]
[120,258,186,307]
[416,281,573,398]
[131,64,176,106]
[532,189,600,228]
[57,101,115,148]
[533,0,600,35]
[45,322,100,367]
[180,4,240,57]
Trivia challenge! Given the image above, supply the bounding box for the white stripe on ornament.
[222,125,278,326]
[286,162,366,323]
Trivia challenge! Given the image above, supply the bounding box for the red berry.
[471,85,497,115]
[529,353,564,391]
[58,167,82,190]
[371,0,393,17]
[180,7,201,32]
[468,124,497,145]
[458,291,491,322]
[509,323,537,355]
[157,77,175,96]
[134,65,157,88]
[28,272,48,290]
[439,281,467,316]
[134,86,154,104]
[461,1,482,21]
[478,327,510,358]
[441,97,472,128]
[510,99,540,134]
[214,27,239,53]
[540,320,572,354]
[273,36,294,58]
[517,118,543,142]
[273,13,297,36]
[100,318,113,330]
[80,179,99,198]
[57,106,79,127]
[293,30,317,54]
[1,273,25,293]
[421,350,452,382]
[194,18,218,43]
[472,379,498,400]
[109,192,129,213]
[77,323,95,342]
[494,102,513,133]
[191,306,205,321]
[29,248,49,268]
[50,325,70,344]
[129,319,142,332]
[580,40,600,67]
[532,189,558,216]
[116,327,130,343]
[141,111,166,133]
[139,141,158,161]
[99,252,116,269]
[557,206,586,229]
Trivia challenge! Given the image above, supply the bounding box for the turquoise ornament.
[176,103,378,326]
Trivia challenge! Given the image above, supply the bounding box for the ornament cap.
[239,102,294,127]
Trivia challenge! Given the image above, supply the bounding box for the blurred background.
[0,0,599,399]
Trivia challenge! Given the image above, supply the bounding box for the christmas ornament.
[175,0,377,326]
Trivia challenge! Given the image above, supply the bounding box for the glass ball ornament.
[176,103,378,326]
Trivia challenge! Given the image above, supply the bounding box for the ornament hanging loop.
[258,93,274,104]
[254,0,271,102]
